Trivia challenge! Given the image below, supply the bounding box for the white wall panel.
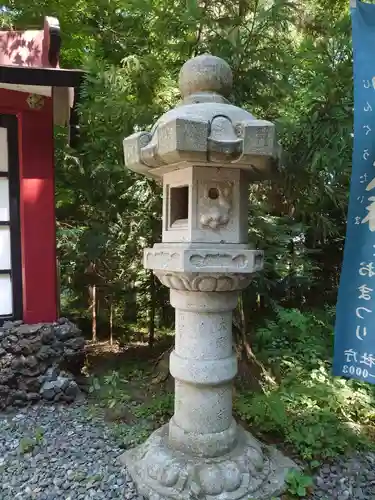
[0,226,11,270]
[0,274,12,315]
[0,128,8,172]
[0,178,10,222]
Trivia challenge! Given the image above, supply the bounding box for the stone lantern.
[121,54,295,500]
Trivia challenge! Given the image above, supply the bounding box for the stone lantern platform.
[120,54,296,500]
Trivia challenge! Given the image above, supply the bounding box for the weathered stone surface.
[144,243,264,273]
[122,54,295,500]
[0,319,86,410]
[121,424,295,500]
[123,54,280,181]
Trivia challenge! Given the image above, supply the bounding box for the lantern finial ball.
[178,54,233,99]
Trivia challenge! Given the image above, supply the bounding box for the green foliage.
[88,367,173,448]
[235,308,375,461]
[285,470,314,498]
[18,427,45,455]
[134,392,174,424]
[109,421,152,449]
[89,370,131,408]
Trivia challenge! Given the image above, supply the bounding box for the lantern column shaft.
[168,289,238,457]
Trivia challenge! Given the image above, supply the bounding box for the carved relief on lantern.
[26,94,45,110]
[199,182,232,230]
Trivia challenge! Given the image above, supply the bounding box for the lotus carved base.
[120,424,296,500]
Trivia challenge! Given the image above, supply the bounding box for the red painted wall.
[0,88,57,323]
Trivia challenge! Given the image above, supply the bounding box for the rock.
[11,357,23,371]
[12,398,27,407]
[1,339,11,351]
[353,486,365,498]
[43,367,59,383]
[338,492,350,500]
[322,465,331,474]
[53,392,63,402]
[0,368,16,385]
[24,355,38,368]
[40,375,75,401]
[0,320,85,409]
[16,324,43,336]
[36,345,57,361]
[7,343,22,355]
[55,324,76,341]
[18,339,39,355]
[40,381,57,401]
[65,337,85,351]
[11,390,27,401]
[59,370,73,380]
[0,384,10,398]
[22,377,41,393]
[41,328,54,344]
[18,366,41,377]
[54,376,70,392]
[75,376,90,393]
[26,392,40,402]
[61,394,75,403]
[65,381,79,398]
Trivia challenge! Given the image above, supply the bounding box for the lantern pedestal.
[122,424,292,500]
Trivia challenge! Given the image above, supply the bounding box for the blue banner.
[333,1,375,384]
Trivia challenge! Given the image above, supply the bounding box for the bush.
[235,308,375,461]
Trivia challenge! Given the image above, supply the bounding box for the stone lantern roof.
[123,54,281,180]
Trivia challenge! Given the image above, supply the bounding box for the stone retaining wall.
[0,318,86,409]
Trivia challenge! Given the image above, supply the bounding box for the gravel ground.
[311,452,375,500]
[0,402,374,500]
[0,403,143,500]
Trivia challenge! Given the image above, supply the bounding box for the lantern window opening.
[168,185,189,229]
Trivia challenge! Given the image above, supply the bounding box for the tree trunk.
[109,300,113,346]
[92,284,97,343]
[233,295,276,392]
[148,272,156,348]
[56,257,61,318]
[152,345,173,385]
[147,207,162,346]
